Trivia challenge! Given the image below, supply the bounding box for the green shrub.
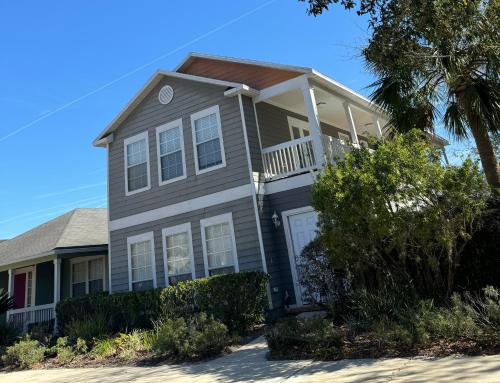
[152,312,228,360]
[90,337,117,359]
[51,336,75,363]
[0,321,20,347]
[114,330,151,360]
[28,321,53,344]
[57,272,269,335]
[63,313,109,342]
[266,317,344,359]
[2,336,47,368]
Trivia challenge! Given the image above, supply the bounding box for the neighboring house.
[93,53,446,310]
[0,208,108,331]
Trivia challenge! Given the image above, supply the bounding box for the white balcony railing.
[7,303,56,333]
[262,134,353,181]
[262,136,317,181]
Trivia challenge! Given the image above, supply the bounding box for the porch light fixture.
[272,211,281,228]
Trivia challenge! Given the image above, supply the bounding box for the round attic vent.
[158,85,174,105]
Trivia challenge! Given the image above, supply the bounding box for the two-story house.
[93,53,441,310]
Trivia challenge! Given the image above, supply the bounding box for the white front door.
[284,207,319,306]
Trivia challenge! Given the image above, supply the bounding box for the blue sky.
[0,0,469,239]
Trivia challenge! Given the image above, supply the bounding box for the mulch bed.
[267,332,500,361]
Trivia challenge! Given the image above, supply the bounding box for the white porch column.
[301,85,325,168]
[343,102,360,146]
[372,116,383,139]
[53,259,61,334]
[6,269,12,321]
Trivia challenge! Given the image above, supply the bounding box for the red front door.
[13,273,26,309]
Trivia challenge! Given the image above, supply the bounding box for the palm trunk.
[468,118,500,191]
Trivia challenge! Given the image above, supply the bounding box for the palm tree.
[363,0,500,190]
[301,0,500,190]
[0,289,14,315]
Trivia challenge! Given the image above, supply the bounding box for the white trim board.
[263,172,316,195]
[109,184,253,232]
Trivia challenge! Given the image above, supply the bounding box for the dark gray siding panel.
[108,76,250,221]
[35,261,54,306]
[255,102,367,148]
[258,186,313,308]
[109,196,263,293]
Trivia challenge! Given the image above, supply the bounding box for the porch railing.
[262,136,316,181]
[7,303,56,333]
[262,134,353,181]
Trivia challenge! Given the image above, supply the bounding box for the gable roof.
[0,208,107,268]
[92,70,248,147]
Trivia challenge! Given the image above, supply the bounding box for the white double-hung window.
[71,256,105,297]
[162,223,195,285]
[127,232,157,291]
[200,213,239,276]
[191,105,226,174]
[124,131,150,195]
[156,119,186,185]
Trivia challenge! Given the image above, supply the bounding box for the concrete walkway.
[2,336,500,382]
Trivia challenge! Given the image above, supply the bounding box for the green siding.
[0,270,8,293]
[61,259,71,300]
[35,261,54,305]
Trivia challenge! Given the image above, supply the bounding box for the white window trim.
[69,255,107,298]
[287,116,310,140]
[161,222,196,285]
[124,131,151,196]
[155,118,187,186]
[127,231,157,291]
[13,266,36,309]
[190,105,226,175]
[200,212,239,276]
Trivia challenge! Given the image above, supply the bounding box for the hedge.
[56,271,269,335]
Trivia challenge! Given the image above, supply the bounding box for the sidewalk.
[2,336,500,382]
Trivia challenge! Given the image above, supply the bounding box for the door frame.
[282,205,316,307]
[13,266,36,309]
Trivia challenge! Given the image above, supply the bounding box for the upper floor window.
[191,105,226,175]
[156,119,186,185]
[127,232,157,291]
[200,213,239,276]
[162,223,195,285]
[124,132,150,195]
[71,256,105,297]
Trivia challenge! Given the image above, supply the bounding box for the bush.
[266,317,344,359]
[0,321,20,347]
[152,312,228,360]
[57,272,269,335]
[90,337,117,359]
[297,238,351,313]
[63,313,109,342]
[51,336,76,363]
[113,330,152,360]
[2,336,47,368]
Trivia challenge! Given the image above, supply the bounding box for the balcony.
[262,134,354,181]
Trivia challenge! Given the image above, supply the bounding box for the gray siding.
[108,76,251,221]
[255,102,368,148]
[258,186,313,307]
[109,197,262,293]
